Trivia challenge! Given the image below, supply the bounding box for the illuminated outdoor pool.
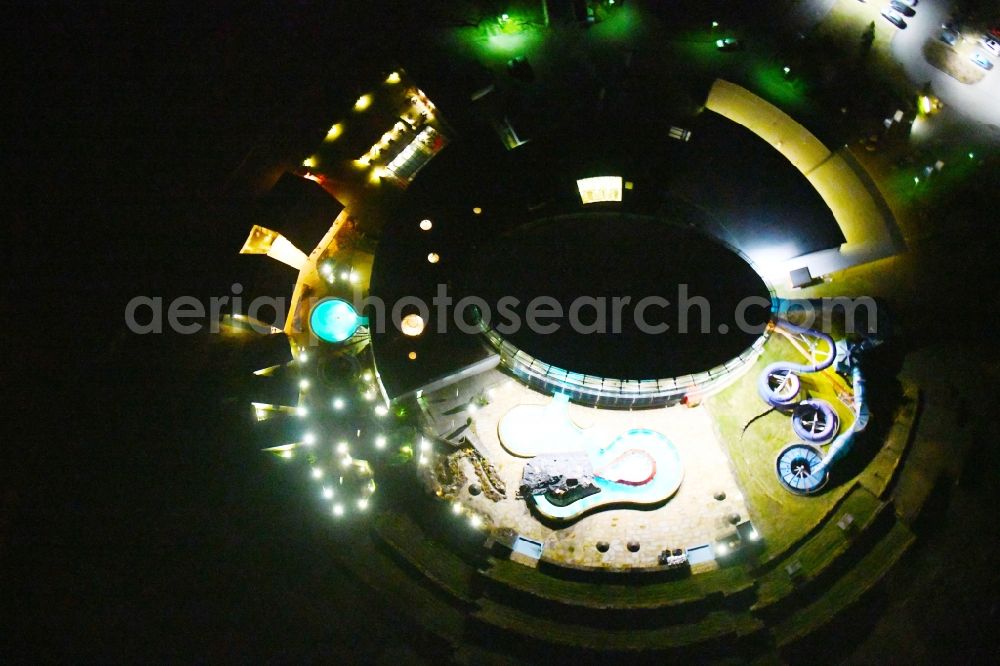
[310,298,364,343]
[533,428,685,521]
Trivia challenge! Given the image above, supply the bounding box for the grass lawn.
[774,518,915,647]
[484,556,753,609]
[473,597,755,650]
[753,483,884,609]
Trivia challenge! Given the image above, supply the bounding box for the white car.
[881,9,907,29]
[982,38,1000,57]
[970,52,994,71]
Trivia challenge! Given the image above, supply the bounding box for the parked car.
[970,52,994,70]
[881,9,907,29]
[940,29,959,45]
[981,38,1000,57]
[889,0,916,17]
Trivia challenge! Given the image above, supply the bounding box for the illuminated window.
[576,176,623,204]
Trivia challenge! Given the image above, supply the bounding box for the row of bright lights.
[293,368,479,423]
[355,86,435,176]
[300,434,385,452]
[299,432,387,453]
[319,261,360,284]
[302,71,402,165]
[304,426,378,518]
[283,347,390,488]
[384,126,440,178]
[254,216,398,519]
[296,351,389,404]
[355,72,402,111]
[284,182,441,520]
[301,349,389,518]
[284,353,498,528]
[295,390,380,416]
[294,396,388,418]
[319,482,372,517]
[357,120,411,165]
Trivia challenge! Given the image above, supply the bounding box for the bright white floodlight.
[576,176,623,204]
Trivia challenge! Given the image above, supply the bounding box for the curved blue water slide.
[814,358,869,475]
[776,443,827,494]
[792,398,839,443]
[761,302,881,492]
[772,337,873,493]
[757,317,837,407]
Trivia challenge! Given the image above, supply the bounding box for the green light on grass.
[495,12,523,34]
[591,3,639,41]
[464,6,566,60]
[716,39,725,47]
[487,31,528,52]
[751,63,808,109]
[969,152,975,159]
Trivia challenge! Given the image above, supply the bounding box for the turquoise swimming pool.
[533,428,684,521]
[310,298,364,343]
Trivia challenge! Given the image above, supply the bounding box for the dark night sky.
[4,2,439,660]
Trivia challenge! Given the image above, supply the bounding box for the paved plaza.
[450,380,752,569]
